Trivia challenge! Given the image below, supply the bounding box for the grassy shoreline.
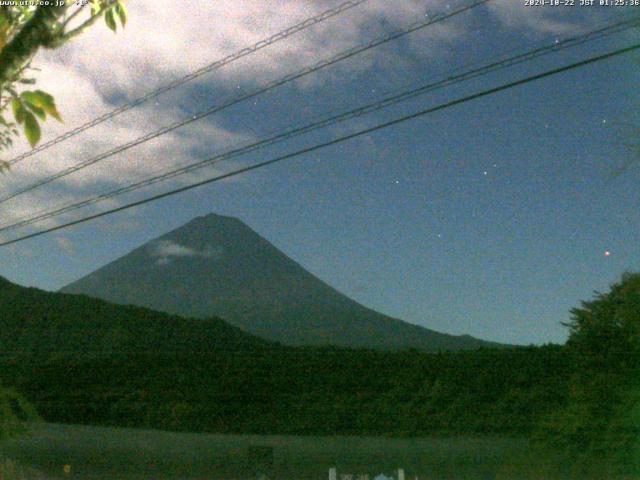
[2,422,535,480]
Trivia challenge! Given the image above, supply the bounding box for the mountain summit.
[61,213,499,351]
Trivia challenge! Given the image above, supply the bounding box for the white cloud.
[0,0,463,236]
[0,0,592,238]
[153,240,199,258]
[50,0,464,96]
[486,0,586,35]
[149,240,223,265]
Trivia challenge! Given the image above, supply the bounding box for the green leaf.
[115,2,127,27]
[105,9,117,32]
[21,90,62,122]
[20,91,41,106]
[45,103,62,122]
[90,0,101,15]
[11,99,25,124]
[29,105,46,121]
[36,90,61,121]
[23,112,41,147]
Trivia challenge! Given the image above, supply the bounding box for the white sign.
[330,468,407,480]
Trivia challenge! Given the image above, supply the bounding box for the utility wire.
[0,14,636,234]
[0,0,491,206]
[5,0,372,167]
[1,42,637,247]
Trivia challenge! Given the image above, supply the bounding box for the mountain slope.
[61,213,500,351]
[0,275,268,361]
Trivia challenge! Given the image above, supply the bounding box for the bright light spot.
[604,250,611,257]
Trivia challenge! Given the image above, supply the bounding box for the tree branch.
[52,1,118,47]
[60,4,87,31]
[0,6,67,88]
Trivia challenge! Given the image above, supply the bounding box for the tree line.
[0,273,637,478]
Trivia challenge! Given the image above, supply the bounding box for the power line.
[5,0,372,167]
[1,15,636,235]
[1,42,637,247]
[1,20,635,232]
[0,0,491,206]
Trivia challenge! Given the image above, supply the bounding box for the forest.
[0,273,638,477]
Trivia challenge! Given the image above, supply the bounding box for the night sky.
[0,0,638,345]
